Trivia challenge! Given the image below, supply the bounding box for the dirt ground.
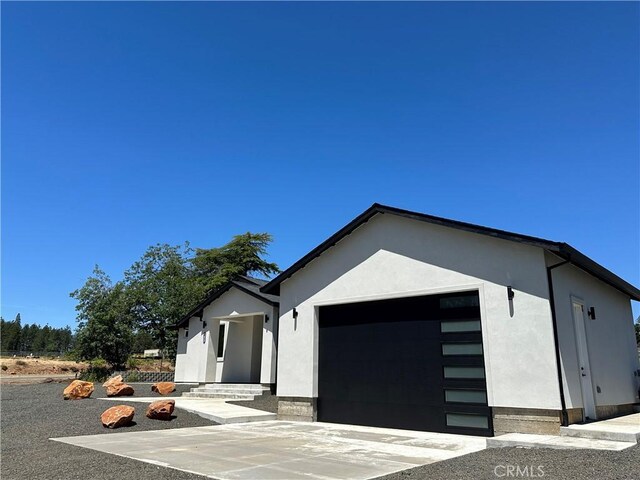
[0,357,174,376]
[0,358,89,376]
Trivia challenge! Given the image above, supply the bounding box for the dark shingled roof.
[260,203,640,301]
[174,276,278,329]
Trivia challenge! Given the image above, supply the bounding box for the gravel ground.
[3,382,638,480]
[1,382,214,480]
[228,391,278,413]
[378,439,640,480]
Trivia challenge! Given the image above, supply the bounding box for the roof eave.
[260,203,640,302]
[553,244,640,301]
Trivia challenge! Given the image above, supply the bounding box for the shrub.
[126,371,140,382]
[79,359,111,382]
[61,351,79,362]
[60,367,69,372]
[15,360,27,366]
[126,356,140,370]
[90,357,108,368]
[69,366,79,373]
[1,365,8,371]
[79,366,110,383]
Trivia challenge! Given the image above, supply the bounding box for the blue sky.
[2,2,639,329]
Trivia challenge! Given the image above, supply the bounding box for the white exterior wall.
[174,287,278,383]
[277,213,562,410]
[548,254,640,409]
[175,315,214,383]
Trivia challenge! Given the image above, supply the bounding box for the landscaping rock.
[146,399,175,420]
[63,380,94,400]
[105,383,135,397]
[102,375,123,388]
[151,382,175,395]
[100,405,135,429]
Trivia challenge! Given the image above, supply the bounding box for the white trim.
[477,284,494,407]
[309,283,484,307]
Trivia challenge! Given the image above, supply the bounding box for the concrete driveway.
[52,420,486,480]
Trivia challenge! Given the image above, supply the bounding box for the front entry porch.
[213,313,266,384]
[174,276,279,385]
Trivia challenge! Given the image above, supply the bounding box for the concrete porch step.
[202,384,270,392]
[487,433,635,451]
[191,388,261,395]
[560,413,640,443]
[182,392,257,400]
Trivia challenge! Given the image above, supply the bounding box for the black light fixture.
[587,307,596,320]
[264,314,270,323]
[202,321,207,328]
[293,307,298,319]
[507,286,515,301]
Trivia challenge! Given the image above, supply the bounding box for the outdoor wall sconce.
[293,308,298,319]
[202,321,207,328]
[587,307,596,320]
[507,286,515,301]
[264,314,270,323]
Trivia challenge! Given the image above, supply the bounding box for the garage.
[318,290,492,436]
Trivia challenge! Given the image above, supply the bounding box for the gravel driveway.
[1,382,214,480]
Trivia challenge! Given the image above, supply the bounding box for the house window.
[217,324,226,359]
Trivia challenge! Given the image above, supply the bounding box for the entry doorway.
[571,298,597,421]
[215,314,264,383]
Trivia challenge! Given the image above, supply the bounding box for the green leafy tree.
[191,233,279,293]
[70,232,279,365]
[124,244,197,364]
[131,329,156,354]
[70,266,133,367]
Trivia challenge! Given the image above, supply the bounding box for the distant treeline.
[0,314,74,354]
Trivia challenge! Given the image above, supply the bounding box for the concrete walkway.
[561,412,640,443]
[99,396,276,424]
[52,420,487,480]
[488,413,640,451]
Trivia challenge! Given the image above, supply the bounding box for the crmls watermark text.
[494,465,545,477]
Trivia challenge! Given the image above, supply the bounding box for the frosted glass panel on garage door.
[443,366,485,379]
[440,320,481,333]
[442,343,483,356]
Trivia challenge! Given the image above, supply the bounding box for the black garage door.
[318,291,492,436]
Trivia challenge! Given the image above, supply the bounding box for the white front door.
[571,299,597,421]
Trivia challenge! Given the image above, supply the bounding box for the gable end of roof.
[260,203,640,301]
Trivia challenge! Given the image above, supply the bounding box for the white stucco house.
[175,204,640,437]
